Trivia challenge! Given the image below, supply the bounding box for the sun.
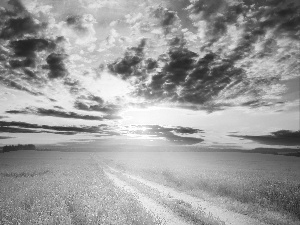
[89,70,133,102]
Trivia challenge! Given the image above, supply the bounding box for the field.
[99,151,300,225]
[1,150,300,225]
[0,151,159,225]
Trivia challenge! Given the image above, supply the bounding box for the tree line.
[2,144,36,152]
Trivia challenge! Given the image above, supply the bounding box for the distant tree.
[3,144,36,152]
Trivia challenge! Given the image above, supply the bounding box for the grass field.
[0,151,159,225]
[1,150,300,225]
[99,151,300,225]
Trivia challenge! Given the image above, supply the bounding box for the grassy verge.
[0,152,159,225]
[153,169,300,219]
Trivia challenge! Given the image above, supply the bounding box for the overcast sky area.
[0,0,299,150]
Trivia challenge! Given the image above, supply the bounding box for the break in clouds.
[0,0,299,146]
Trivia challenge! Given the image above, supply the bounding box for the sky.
[0,0,299,150]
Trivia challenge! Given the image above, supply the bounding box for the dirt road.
[104,170,191,225]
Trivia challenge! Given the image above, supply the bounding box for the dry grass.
[0,151,159,225]
[150,169,300,222]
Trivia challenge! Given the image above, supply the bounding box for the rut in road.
[104,170,192,225]
[106,166,268,225]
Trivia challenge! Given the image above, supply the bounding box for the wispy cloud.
[0,120,111,135]
[6,107,121,121]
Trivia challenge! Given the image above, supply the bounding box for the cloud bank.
[231,130,300,146]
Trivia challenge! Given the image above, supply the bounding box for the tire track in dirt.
[106,166,268,225]
[104,169,192,225]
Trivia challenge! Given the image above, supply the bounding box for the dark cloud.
[179,57,244,105]
[135,5,181,35]
[272,130,300,138]
[48,98,56,102]
[63,78,84,94]
[165,134,203,145]
[65,15,91,36]
[0,120,112,135]
[173,126,204,134]
[7,0,27,13]
[0,136,14,139]
[108,39,146,79]
[124,125,204,145]
[189,0,244,39]
[40,125,101,134]
[0,16,44,40]
[74,101,120,115]
[45,53,68,79]
[8,38,56,70]
[23,68,37,79]
[230,130,300,146]
[5,109,27,114]
[168,36,186,47]
[9,58,35,68]
[133,45,243,106]
[146,47,198,101]
[76,94,104,105]
[64,79,80,87]
[0,1,69,103]
[6,107,120,121]
[145,58,158,70]
[241,100,284,108]
[107,29,245,108]
[0,127,40,133]
[0,0,72,102]
[10,38,55,58]
[66,16,80,25]
[257,1,299,39]
[111,41,211,103]
[0,121,50,130]
[189,0,225,17]
[0,78,43,96]
[152,6,178,34]
[89,95,104,104]
[202,0,299,42]
[0,0,46,40]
